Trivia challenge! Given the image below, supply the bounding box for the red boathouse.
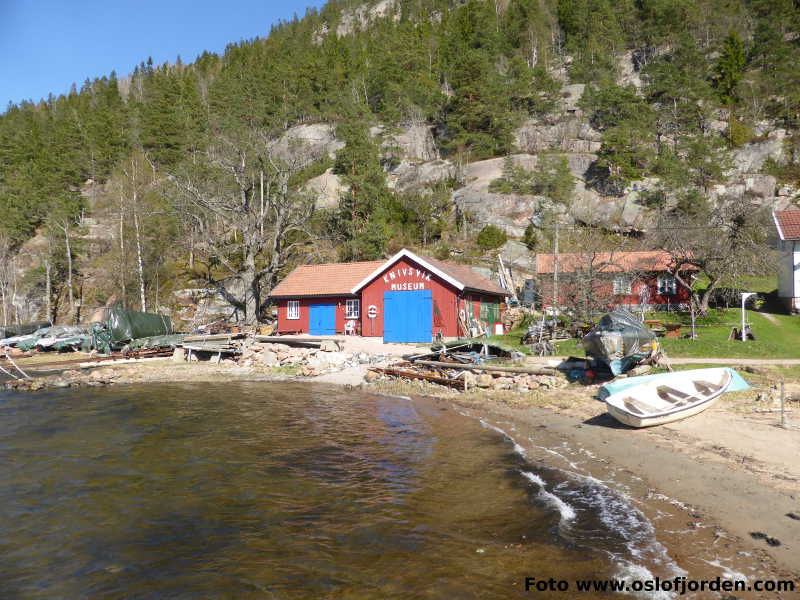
[268,249,508,342]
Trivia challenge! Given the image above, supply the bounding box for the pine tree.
[714,31,747,104]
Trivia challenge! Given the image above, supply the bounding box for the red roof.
[774,210,800,240]
[269,260,384,297]
[269,249,507,298]
[536,251,697,274]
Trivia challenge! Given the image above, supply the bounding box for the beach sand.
[404,382,800,597]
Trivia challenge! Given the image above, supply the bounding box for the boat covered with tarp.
[89,308,173,353]
[582,308,657,375]
[0,321,52,344]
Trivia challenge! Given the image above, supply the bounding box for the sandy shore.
[4,356,800,595]
[367,377,800,597]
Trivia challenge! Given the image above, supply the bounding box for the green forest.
[0,0,798,324]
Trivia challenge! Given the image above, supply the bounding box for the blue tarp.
[598,367,750,400]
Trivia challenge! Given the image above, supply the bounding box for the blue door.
[383,290,432,343]
[309,303,336,335]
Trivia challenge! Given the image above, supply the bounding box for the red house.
[535,251,696,311]
[269,248,508,342]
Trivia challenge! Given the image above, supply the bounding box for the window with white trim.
[657,275,677,296]
[346,299,360,319]
[612,276,632,295]
[287,300,300,320]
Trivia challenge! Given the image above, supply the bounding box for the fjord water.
[0,382,668,598]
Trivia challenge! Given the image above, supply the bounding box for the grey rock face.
[514,117,602,154]
[390,159,455,191]
[270,123,344,167]
[374,124,439,162]
[304,168,347,210]
[731,129,786,175]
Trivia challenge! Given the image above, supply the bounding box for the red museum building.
[269,249,508,342]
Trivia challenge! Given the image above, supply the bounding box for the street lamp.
[741,292,756,342]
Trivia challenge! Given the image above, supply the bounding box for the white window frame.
[287,300,300,320]
[346,299,360,319]
[658,275,677,296]
[612,276,632,295]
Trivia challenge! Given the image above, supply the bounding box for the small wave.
[478,417,683,583]
[703,559,749,583]
[521,471,577,523]
[614,562,676,599]
[528,440,581,470]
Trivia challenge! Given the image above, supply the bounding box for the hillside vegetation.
[0,0,798,324]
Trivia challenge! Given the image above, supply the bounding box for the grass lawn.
[555,308,800,359]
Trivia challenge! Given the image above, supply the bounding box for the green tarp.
[91,309,173,353]
[0,320,51,339]
[128,334,185,350]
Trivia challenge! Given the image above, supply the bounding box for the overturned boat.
[582,309,658,375]
[605,367,733,427]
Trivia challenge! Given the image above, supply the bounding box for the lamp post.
[741,292,756,342]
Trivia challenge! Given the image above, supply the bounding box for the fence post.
[781,381,786,428]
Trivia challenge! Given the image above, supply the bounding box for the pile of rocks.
[239,341,392,376]
[5,368,121,391]
[465,371,568,392]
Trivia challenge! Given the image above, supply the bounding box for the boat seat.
[623,399,646,415]
[656,385,690,403]
[692,380,720,395]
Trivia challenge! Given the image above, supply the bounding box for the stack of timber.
[253,336,341,350]
[371,358,567,392]
[182,332,246,356]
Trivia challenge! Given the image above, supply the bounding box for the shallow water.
[0,382,673,598]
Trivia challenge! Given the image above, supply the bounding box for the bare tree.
[167,131,316,324]
[0,232,13,325]
[652,196,773,314]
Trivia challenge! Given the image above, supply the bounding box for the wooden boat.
[605,368,732,427]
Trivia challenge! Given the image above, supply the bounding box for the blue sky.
[0,0,327,109]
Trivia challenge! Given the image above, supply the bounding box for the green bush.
[476,225,508,251]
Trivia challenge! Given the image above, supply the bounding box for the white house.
[773,210,800,312]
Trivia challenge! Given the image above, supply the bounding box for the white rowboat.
[605,368,733,428]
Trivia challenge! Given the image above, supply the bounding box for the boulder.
[492,377,513,390]
[172,348,186,363]
[364,369,381,383]
[319,340,341,352]
[475,373,494,388]
[259,351,279,366]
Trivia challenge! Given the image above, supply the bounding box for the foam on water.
[614,562,676,599]
[478,418,685,583]
[521,471,577,522]
[703,559,749,583]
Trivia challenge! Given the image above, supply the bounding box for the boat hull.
[604,368,732,428]
[606,396,719,427]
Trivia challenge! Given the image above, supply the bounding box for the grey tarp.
[91,308,173,351]
[581,308,657,375]
[0,320,51,339]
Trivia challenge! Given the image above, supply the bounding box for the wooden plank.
[371,367,465,390]
[412,359,556,375]
[182,333,246,343]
